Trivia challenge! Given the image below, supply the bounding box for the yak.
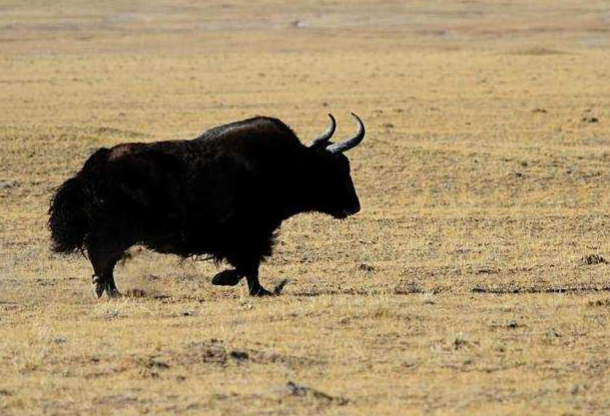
[48,113,365,297]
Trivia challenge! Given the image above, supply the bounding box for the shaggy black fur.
[49,116,362,297]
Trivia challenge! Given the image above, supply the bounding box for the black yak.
[49,113,365,297]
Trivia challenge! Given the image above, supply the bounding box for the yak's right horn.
[326,113,365,154]
[308,114,336,149]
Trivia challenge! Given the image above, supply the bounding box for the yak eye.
[338,157,350,173]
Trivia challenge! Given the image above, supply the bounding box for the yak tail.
[48,176,90,254]
[48,148,110,254]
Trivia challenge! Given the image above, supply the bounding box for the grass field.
[2,1,610,415]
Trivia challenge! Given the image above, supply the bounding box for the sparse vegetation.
[2,0,610,415]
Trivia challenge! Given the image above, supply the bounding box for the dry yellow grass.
[2,1,610,415]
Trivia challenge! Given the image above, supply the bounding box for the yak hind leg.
[88,244,126,299]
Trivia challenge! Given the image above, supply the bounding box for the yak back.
[193,116,303,162]
[189,116,306,203]
[186,116,306,221]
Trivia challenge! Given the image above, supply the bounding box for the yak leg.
[212,269,243,286]
[236,263,273,297]
[245,270,273,297]
[88,247,123,298]
[226,229,285,296]
[213,266,272,296]
[243,266,289,297]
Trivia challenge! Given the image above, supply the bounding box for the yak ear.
[308,114,336,149]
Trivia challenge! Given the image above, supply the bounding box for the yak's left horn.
[308,114,336,148]
[326,113,365,154]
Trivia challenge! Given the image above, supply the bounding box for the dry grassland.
[2,1,610,415]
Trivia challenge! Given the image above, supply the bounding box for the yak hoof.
[250,280,289,297]
[92,277,121,299]
[92,275,105,299]
[212,269,242,286]
[250,286,274,297]
[272,279,289,295]
[106,287,122,298]
[92,282,105,299]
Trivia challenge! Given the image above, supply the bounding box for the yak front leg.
[237,262,288,297]
[212,269,243,286]
[230,260,271,296]
[244,268,273,297]
[213,267,277,296]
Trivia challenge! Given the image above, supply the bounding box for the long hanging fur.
[48,176,89,254]
[48,148,110,254]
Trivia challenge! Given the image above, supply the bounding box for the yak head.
[303,113,365,219]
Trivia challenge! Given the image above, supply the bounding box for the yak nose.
[344,201,360,216]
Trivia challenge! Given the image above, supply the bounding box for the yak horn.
[326,113,365,154]
[308,114,336,148]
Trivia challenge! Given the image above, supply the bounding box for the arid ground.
[2,1,610,415]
